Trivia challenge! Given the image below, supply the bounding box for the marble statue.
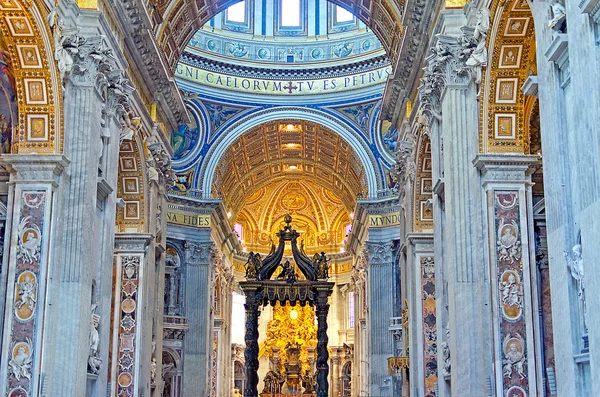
[17,217,41,264]
[88,304,102,374]
[565,244,587,332]
[497,220,521,263]
[499,272,522,309]
[441,324,450,377]
[9,341,32,381]
[502,334,526,379]
[150,357,157,385]
[548,0,567,32]
[465,9,491,67]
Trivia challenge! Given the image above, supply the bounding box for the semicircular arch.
[200,107,381,199]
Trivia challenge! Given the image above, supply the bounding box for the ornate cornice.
[179,52,391,80]
[380,0,442,123]
[104,0,188,128]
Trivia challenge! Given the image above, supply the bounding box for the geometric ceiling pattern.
[212,120,367,215]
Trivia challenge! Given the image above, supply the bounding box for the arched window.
[234,360,245,393]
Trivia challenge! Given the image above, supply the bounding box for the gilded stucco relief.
[0,0,61,153]
[481,0,536,154]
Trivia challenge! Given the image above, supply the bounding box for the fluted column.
[365,241,396,395]
[0,155,67,397]
[182,240,214,396]
[420,32,493,395]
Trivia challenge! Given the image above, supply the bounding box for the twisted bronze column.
[243,288,262,397]
[315,292,330,397]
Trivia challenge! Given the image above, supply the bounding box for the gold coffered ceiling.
[213,120,367,253]
[212,120,367,213]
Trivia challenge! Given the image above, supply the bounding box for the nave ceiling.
[213,120,364,253]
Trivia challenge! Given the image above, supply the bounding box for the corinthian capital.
[418,31,483,123]
[184,241,214,266]
[365,241,395,266]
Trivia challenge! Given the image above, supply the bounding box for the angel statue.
[316,252,329,279]
[548,0,567,33]
[244,252,262,279]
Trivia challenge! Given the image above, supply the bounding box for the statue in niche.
[244,251,261,279]
[465,9,490,67]
[88,303,102,374]
[150,357,157,385]
[441,324,451,377]
[548,0,567,33]
[565,244,587,332]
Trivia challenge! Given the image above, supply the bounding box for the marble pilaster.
[111,233,153,397]
[419,29,493,395]
[182,238,214,397]
[365,240,397,396]
[406,234,435,397]
[474,154,540,397]
[0,155,67,397]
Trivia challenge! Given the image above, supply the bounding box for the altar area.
[239,216,334,397]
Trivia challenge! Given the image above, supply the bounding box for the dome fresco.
[185,0,385,68]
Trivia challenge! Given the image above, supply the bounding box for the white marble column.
[420,33,493,395]
[182,238,214,396]
[0,155,67,397]
[365,241,396,396]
